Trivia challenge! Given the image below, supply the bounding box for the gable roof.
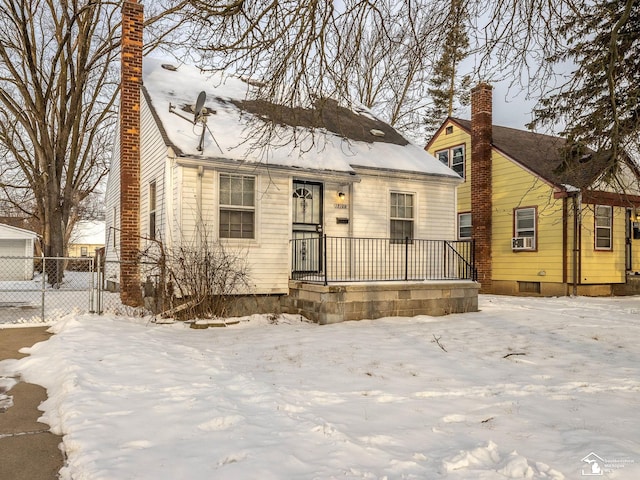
[141,57,459,179]
[0,222,38,239]
[450,118,612,190]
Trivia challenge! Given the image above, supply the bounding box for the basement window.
[518,281,541,294]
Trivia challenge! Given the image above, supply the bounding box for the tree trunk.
[43,199,66,287]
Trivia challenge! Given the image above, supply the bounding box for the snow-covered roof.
[72,221,105,245]
[0,222,38,239]
[142,58,459,179]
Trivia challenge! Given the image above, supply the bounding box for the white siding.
[140,95,172,252]
[351,171,457,240]
[103,123,120,266]
[0,225,37,280]
[173,165,292,294]
[323,181,352,237]
[103,93,172,285]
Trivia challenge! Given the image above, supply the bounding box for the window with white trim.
[458,213,472,240]
[595,205,612,250]
[80,247,88,257]
[112,206,117,248]
[149,181,157,240]
[390,192,414,243]
[435,145,465,178]
[219,173,255,239]
[515,207,536,247]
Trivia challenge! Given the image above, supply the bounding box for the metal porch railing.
[290,236,476,285]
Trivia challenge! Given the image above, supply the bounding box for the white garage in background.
[0,223,38,281]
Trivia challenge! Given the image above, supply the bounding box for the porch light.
[338,191,346,200]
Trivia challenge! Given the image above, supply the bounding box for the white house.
[105,3,477,322]
[106,60,463,272]
[0,223,38,281]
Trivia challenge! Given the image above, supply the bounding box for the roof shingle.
[452,118,612,189]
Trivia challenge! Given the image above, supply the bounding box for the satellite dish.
[194,91,206,124]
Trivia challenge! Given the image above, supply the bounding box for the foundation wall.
[283,281,479,325]
[491,280,617,297]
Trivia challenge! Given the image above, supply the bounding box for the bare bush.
[140,237,251,321]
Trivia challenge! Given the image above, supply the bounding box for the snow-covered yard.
[1,295,639,479]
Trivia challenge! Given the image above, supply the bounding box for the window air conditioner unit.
[512,237,534,250]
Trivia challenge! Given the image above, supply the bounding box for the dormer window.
[436,145,465,178]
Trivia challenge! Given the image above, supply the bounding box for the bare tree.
[166,1,462,142]
[0,0,208,284]
[476,0,639,179]
[0,1,123,283]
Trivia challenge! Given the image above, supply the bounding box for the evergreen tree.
[529,0,639,175]
[424,0,471,138]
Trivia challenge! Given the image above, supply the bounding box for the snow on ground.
[1,295,640,479]
[0,271,103,325]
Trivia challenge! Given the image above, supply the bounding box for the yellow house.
[426,83,640,296]
[68,221,105,258]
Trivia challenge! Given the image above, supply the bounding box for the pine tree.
[424,0,471,138]
[529,0,639,176]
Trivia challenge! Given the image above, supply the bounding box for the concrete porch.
[283,280,479,325]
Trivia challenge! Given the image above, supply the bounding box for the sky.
[1,294,639,479]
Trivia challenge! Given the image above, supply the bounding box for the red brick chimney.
[119,0,143,306]
[471,83,493,293]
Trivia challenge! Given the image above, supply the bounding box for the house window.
[514,207,536,248]
[445,125,454,134]
[112,206,117,248]
[390,192,414,243]
[435,145,465,178]
[149,181,157,240]
[80,247,88,257]
[437,150,449,166]
[518,281,541,294]
[458,213,472,240]
[219,173,255,239]
[595,205,612,250]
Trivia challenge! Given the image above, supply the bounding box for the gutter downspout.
[572,191,582,296]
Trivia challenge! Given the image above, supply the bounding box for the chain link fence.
[0,256,102,323]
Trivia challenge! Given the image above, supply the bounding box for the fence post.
[89,257,95,313]
[323,235,328,286]
[404,236,409,281]
[444,241,448,279]
[472,239,477,281]
[41,254,45,322]
[96,250,102,314]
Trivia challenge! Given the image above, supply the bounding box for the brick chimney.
[471,83,493,293]
[119,0,143,306]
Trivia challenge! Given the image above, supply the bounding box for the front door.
[292,181,323,273]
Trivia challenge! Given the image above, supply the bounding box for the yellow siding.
[491,152,565,282]
[579,206,626,283]
[68,244,103,257]
[427,121,471,213]
[429,119,633,292]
